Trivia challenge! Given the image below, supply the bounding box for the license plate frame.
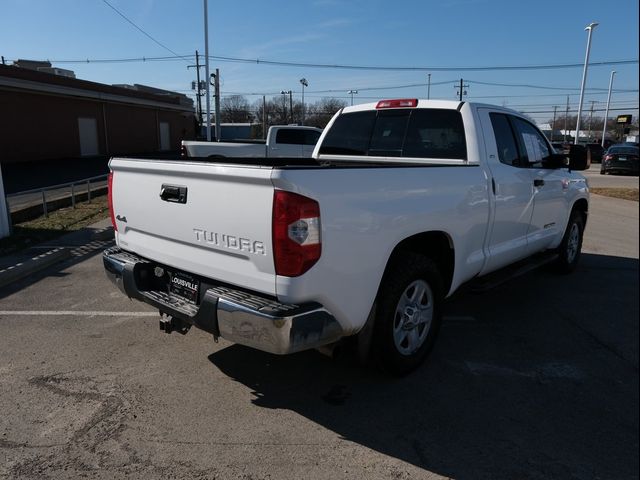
[168,270,200,304]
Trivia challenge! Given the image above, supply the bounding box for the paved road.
[0,195,637,479]
[582,164,639,189]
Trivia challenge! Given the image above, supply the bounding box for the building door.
[159,122,171,151]
[78,117,99,156]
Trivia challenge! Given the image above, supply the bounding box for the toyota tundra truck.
[103,99,589,374]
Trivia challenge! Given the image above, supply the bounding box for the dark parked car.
[600,144,639,175]
[586,143,604,163]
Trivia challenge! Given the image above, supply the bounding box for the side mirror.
[568,144,589,171]
[542,153,568,169]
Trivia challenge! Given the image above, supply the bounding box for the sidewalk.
[0,218,114,288]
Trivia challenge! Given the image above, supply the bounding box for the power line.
[7,51,638,72]
[208,55,637,72]
[101,0,190,63]
[468,79,638,92]
[26,55,195,64]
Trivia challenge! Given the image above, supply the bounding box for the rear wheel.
[371,253,444,375]
[554,211,585,274]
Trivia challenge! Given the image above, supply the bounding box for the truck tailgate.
[109,158,276,296]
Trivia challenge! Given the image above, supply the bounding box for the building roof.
[0,64,193,113]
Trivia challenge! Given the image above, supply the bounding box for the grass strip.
[590,188,639,202]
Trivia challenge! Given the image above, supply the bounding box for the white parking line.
[0,311,158,317]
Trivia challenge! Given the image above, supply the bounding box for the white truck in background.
[105,99,590,374]
[181,125,322,158]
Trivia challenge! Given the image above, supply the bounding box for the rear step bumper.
[103,247,343,354]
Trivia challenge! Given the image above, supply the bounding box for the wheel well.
[386,232,455,295]
[572,198,589,225]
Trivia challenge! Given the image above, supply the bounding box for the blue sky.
[2,0,638,124]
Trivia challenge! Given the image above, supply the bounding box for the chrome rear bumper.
[103,247,343,354]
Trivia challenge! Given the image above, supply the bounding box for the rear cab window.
[319,108,467,160]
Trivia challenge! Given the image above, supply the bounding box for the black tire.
[600,168,606,175]
[370,252,444,375]
[553,211,585,274]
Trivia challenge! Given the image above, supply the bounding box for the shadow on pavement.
[0,233,113,301]
[209,253,639,480]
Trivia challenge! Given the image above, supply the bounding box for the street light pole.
[574,22,598,145]
[348,90,358,106]
[602,70,616,147]
[427,73,431,100]
[280,90,291,123]
[203,0,211,142]
[299,78,308,125]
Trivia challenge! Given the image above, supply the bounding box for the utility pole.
[427,73,431,100]
[588,100,596,141]
[348,90,358,106]
[187,50,204,131]
[564,95,570,142]
[455,79,468,101]
[212,68,220,142]
[262,95,266,139]
[602,70,616,147]
[1,56,5,65]
[551,106,558,142]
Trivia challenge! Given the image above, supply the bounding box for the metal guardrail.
[6,174,108,218]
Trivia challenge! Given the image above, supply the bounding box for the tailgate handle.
[160,184,188,204]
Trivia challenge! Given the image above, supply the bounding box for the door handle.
[160,184,188,203]
[533,179,545,187]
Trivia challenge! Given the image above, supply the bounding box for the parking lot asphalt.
[0,195,638,480]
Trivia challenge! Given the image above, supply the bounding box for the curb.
[0,248,72,288]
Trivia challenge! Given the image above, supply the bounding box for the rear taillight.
[376,98,418,109]
[273,190,321,277]
[107,172,117,232]
[605,154,614,162]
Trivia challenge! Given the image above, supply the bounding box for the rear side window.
[319,108,466,159]
[303,129,321,146]
[276,129,305,145]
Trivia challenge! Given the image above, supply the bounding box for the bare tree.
[305,98,347,128]
[220,95,253,123]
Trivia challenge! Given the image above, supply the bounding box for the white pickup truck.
[104,99,589,374]
[181,125,322,158]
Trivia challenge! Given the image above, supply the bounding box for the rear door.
[110,158,277,295]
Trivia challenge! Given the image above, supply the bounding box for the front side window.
[511,117,551,166]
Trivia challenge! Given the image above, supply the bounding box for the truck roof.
[342,99,464,113]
